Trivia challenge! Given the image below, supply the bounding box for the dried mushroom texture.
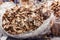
[2,5,50,35]
[51,1,60,18]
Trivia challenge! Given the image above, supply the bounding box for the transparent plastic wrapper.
[0,1,55,38]
[48,0,60,36]
[0,2,16,10]
[51,18,60,36]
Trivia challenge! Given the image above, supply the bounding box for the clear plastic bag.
[0,2,16,10]
[46,0,60,36]
[0,1,55,38]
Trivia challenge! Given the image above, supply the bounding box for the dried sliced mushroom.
[2,4,50,35]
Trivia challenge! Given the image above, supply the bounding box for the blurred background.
[0,0,19,4]
[0,0,51,4]
[0,0,60,40]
